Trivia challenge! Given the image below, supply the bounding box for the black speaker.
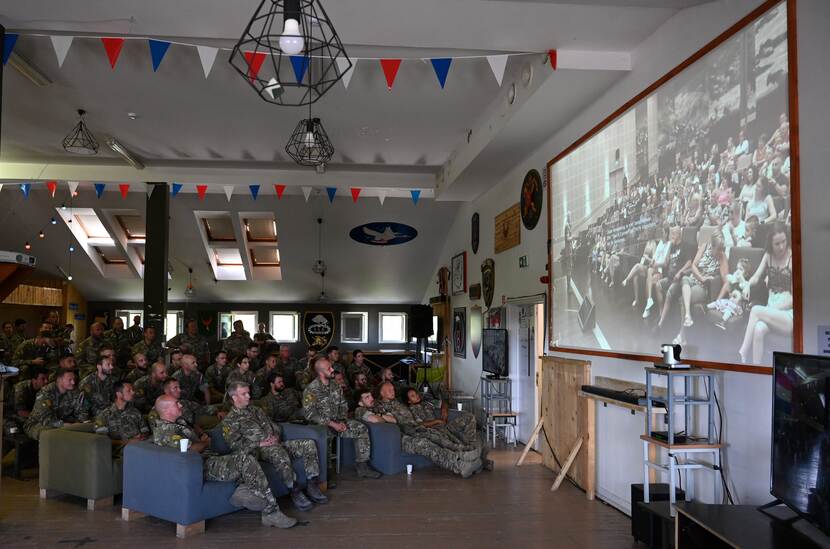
[631,483,685,548]
[409,305,434,338]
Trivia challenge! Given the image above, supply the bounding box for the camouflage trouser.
[23,423,52,441]
[204,452,278,514]
[447,412,480,446]
[259,439,320,487]
[401,434,463,475]
[328,419,370,463]
[409,425,468,452]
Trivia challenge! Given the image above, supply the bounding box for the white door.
[509,302,541,448]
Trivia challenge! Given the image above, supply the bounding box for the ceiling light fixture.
[184,267,196,299]
[7,52,52,87]
[286,117,334,167]
[229,0,351,106]
[105,137,145,170]
[63,109,99,155]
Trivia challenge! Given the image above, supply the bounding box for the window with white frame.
[427,315,439,344]
[116,309,143,329]
[218,311,259,339]
[379,312,408,344]
[341,312,368,343]
[270,311,299,343]
[164,310,183,339]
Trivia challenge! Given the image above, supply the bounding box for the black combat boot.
[290,485,313,511]
[305,477,329,504]
[355,461,382,479]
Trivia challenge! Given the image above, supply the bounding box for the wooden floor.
[0,448,636,548]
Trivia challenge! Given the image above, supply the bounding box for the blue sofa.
[122,423,327,537]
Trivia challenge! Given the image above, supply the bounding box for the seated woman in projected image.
[745,176,777,225]
[738,223,793,364]
[622,226,670,310]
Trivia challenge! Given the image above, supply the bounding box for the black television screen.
[772,352,830,535]
[482,328,507,378]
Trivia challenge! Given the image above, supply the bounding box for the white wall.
[424,0,830,514]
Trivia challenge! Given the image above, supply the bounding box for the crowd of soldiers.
[2,314,490,529]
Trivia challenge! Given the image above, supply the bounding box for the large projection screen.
[547,0,800,374]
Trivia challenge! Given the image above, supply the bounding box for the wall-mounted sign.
[68,302,80,311]
[481,259,495,309]
[471,213,480,255]
[452,251,467,295]
[469,283,482,301]
[303,311,335,351]
[494,204,521,253]
[349,222,418,246]
[74,313,86,321]
[519,255,529,268]
[520,169,543,230]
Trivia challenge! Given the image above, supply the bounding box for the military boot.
[305,477,329,504]
[459,458,482,479]
[355,461,382,479]
[262,509,298,528]
[290,485,313,511]
[229,486,267,511]
[461,449,481,462]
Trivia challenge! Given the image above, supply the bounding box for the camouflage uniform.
[153,417,278,514]
[147,399,220,430]
[12,339,61,379]
[222,333,252,360]
[79,372,116,416]
[13,379,41,416]
[205,362,231,400]
[410,401,480,448]
[104,328,133,368]
[347,362,373,384]
[303,377,371,462]
[172,369,208,402]
[225,367,255,393]
[258,388,302,423]
[95,402,150,456]
[133,375,166,414]
[124,366,150,384]
[23,381,88,440]
[277,358,300,389]
[131,339,165,365]
[223,405,320,487]
[375,398,470,452]
[76,335,107,370]
[126,325,144,346]
[252,367,277,400]
[1,333,23,362]
[167,333,211,368]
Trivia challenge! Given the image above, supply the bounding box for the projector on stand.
[654,343,691,370]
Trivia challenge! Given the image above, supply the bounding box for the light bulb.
[24,241,31,251]
[67,275,73,281]
[61,203,67,210]
[69,245,75,253]
[50,217,57,225]
[303,131,316,147]
[38,230,45,239]
[279,18,304,55]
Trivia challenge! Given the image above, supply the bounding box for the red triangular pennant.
[46,181,57,198]
[274,184,286,199]
[119,183,130,199]
[351,188,361,203]
[380,59,402,90]
[102,38,125,69]
[243,51,267,83]
[196,184,208,200]
[548,49,558,71]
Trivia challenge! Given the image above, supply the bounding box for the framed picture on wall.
[546,0,801,374]
[451,251,467,295]
[453,307,467,358]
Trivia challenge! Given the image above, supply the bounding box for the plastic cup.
[406,464,413,475]
[179,439,190,452]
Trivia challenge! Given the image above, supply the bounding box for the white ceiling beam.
[98,208,144,279]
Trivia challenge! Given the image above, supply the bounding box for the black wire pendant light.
[62,109,99,155]
[286,116,334,167]
[229,0,351,106]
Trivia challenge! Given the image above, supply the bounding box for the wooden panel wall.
[3,284,63,307]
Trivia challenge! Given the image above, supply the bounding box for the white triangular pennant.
[0,184,3,193]
[301,186,312,202]
[196,46,219,78]
[50,36,73,68]
[224,185,234,202]
[67,181,80,195]
[336,57,354,89]
[146,184,155,197]
[486,55,509,87]
[377,189,387,206]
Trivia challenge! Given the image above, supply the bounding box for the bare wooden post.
[516,416,545,466]
[176,521,205,538]
[551,436,584,492]
[86,495,114,511]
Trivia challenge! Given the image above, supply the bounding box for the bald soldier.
[24,369,89,440]
[223,381,327,511]
[133,362,168,414]
[303,356,381,480]
[124,352,149,384]
[152,395,297,529]
[167,319,210,370]
[76,322,108,372]
[131,325,165,366]
[172,354,211,404]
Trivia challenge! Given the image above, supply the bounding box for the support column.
[144,183,169,337]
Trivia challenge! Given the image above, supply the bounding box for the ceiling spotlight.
[67,275,73,281]
[69,245,76,253]
[38,230,45,239]
[7,52,52,87]
[50,217,57,225]
[60,203,67,210]
[105,137,145,170]
[24,241,32,251]
[63,109,99,155]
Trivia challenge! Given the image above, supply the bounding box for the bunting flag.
[301,186,312,202]
[147,183,155,197]
[350,188,361,203]
[119,184,130,199]
[20,183,31,199]
[548,49,558,70]
[486,55,508,86]
[289,55,309,84]
[223,185,234,202]
[410,189,421,205]
[196,184,208,200]
[326,187,337,203]
[0,184,3,194]
[3,34,18,65]
[243,51,266,83]
[249,184,260,200]
[380,59,401,90]
[148,39,171,72]
[101,38,125,69]
[274,184,286,199]
[336,57,354,89]
[377,189,387,206]
[67,181,80,196]
[196,45,218,78]
[94,183,106,198]
[171,183,183,197]
[430,58,452,89]
[46,181,58,198]
[50,36,73,68]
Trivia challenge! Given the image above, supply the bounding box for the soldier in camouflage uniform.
[333,371,355,414]
[252,353,279,400]
[276,345,300,389]
[79,354,117,416]
[125,315,144,346]
[405,387,482,451]
[172,354,210,404]
[94,381,149,457]
[225,356,256,398]
[303,356,381,479]
[124,352,149,384]
[152,395,296,529]
[222,321,252,361]
[346,349,374,385]
[76,322,108,372]
[104,317,133,369]
[325,346,345,374]
[258,373,303,423]
[133,361,168,414]
[24,369,89,440]
[167,319,211,370]
[131,326,165,366]
[1,320,19,363]
[48,353,77,383]
[223,381,327,511]
[12,367,50,422]
[13,324,62,379]
[205,350,231,404]
[147,377,223,432]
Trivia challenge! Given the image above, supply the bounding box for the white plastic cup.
[179,439,190,452]
[422,386,428,393]
[406,464,413,475]
[456,402,463,411]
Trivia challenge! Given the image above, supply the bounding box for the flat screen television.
[482,328,507,378]
[772,352,830,535]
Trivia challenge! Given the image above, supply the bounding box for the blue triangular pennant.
[94,183,106,198]
[290,55,309,84]
[171,183,183,197]
[3,34,18,65]
[249,185,260,200]
[410,189,421,205]
[326,187,337,203]
[148,39,171,72]
[430,58,452,89]
[20,183,30,199]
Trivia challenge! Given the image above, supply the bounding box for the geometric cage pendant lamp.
[62,109,99,155]
[229,0,352,106]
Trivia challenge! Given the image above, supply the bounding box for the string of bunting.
[2,32,560,90]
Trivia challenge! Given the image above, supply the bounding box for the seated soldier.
[222,320,252,361]
[244,343,262,372]
[294,347,318,391]
[13,323,62,380]
[333,371,355,416]
[168,348,184,374]
[24,369,89,440]
[152,395,296,529]
[79,354,117,417]
[376,367,397,387]
[223,381,327,512]
[346,349,373,385]
[205,350,231,404]
[252,353,279,400]
[76,322,108,375]
[325,346,345,374]
[131,325,165,365]
[172,354,210,404]
[405,387,481,450]
[276,344,299,389]
[148,377,222,432]
[225,356,256,397]
[124,352,149,384]
[353,391,396,424]
[94,381,149,457]
[258,372,303,423]
[133,361,168,414]
[48,353,77,382]
[13,366,50,421]
[353,372,372,397]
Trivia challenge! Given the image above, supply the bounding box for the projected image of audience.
[550,2,792,366]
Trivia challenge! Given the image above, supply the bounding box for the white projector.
[0,250,37,267]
